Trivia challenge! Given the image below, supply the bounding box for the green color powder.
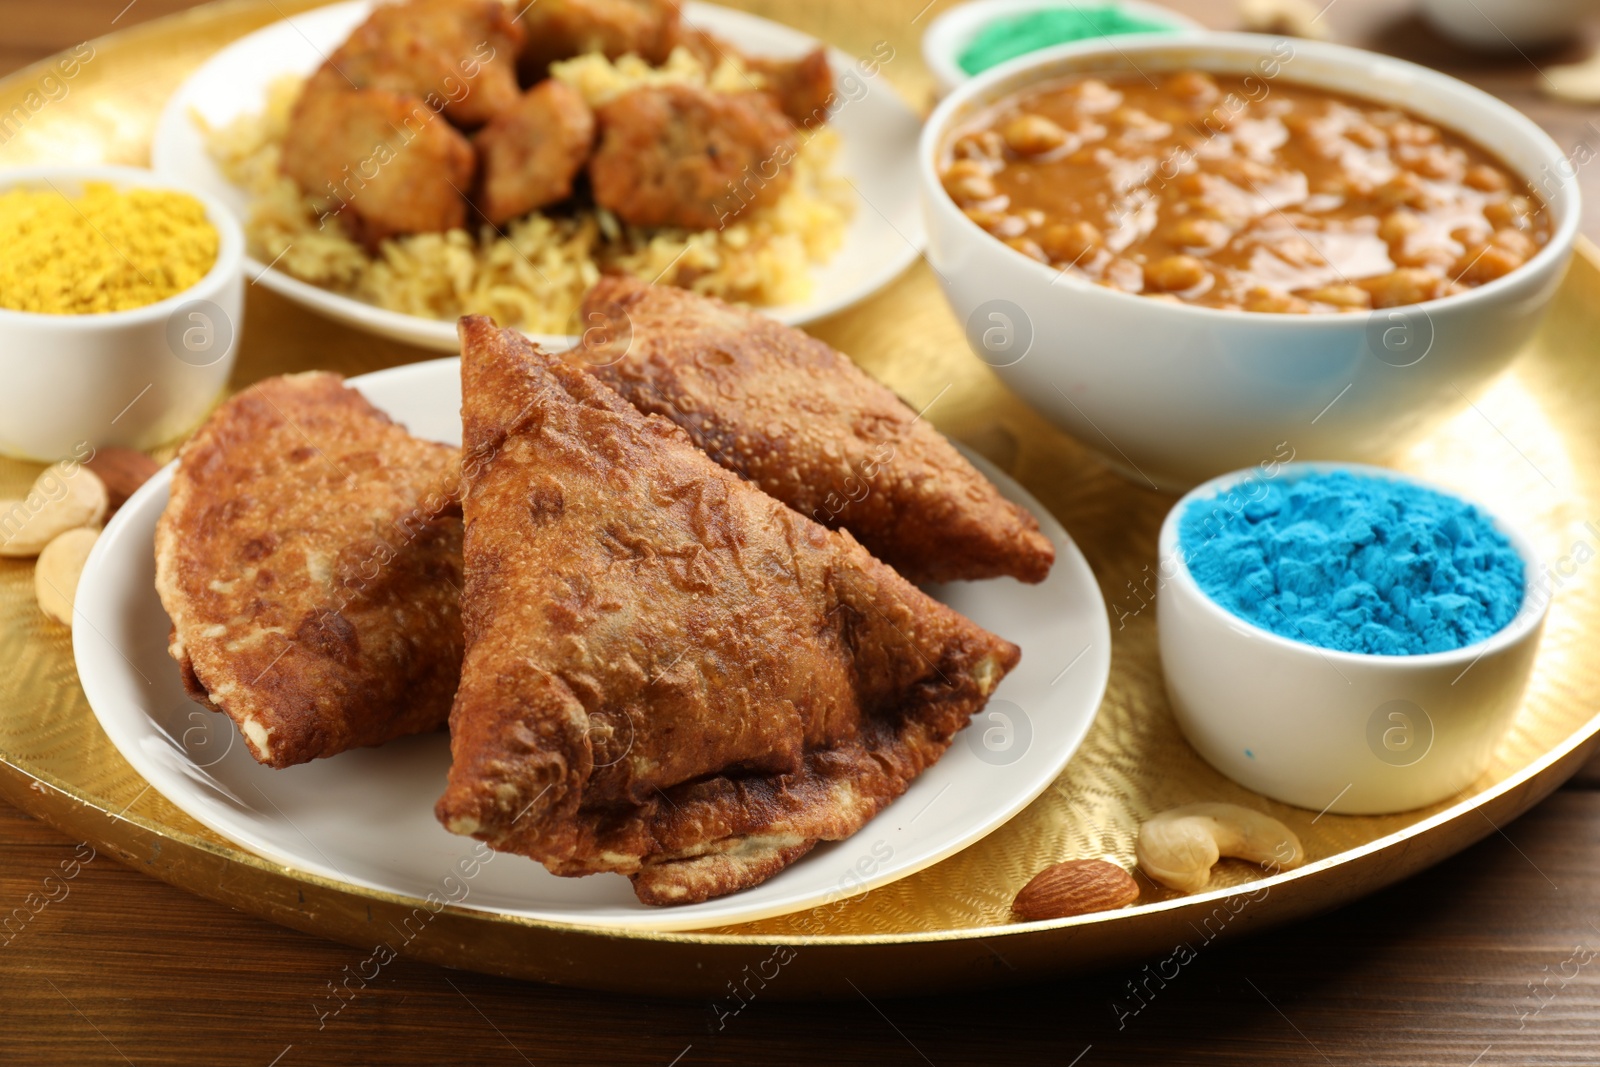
[958,5,1180,76]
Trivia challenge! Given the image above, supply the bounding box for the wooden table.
[3,2,1600,1063]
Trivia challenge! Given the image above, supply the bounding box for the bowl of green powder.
[1157,463,1549,815]
[922,0,1200,98]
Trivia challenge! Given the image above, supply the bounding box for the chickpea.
[1389,119,1440,146]
[1001,114,1069,156]
[1004,236,1049,263]
[1104,258,1146,292]
[1379,209,1423,247]
[1299,284,1372,309]
[1264,233,1326,269]
[1144,254,1209,292]
[1200,103,1240,133]
[1166,217,1232,250]
[1411,147,1465,182]
[1492,228,1537,258]
[963,208,1027,239]
[945,172,999,203]
[942,159,989,182]
[952,130,1004,161]
[1112,107,1171,139]
[1453,243,1524,284]
[1396,245,1458,271]
[1280,112,1318,139]
[1038,220,1103,263]
[1485,195,1534,231]
[1345,123,1385,149]
[1216,158,1277,188]
[1166,70,1219,102]
[1360,268,1441,309]
[1464,164,1511,192]
[1377,172,1429,209]
[1243,287,1311,314]
[1074,78,1123,113]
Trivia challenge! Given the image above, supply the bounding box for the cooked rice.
[200,49,853,333]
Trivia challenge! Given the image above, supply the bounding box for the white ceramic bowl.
[1157,462,1548,815]
[0,165,244,463]
[921,0,1201,98]
[1419,0,1592,50]
[919,34,1582,491]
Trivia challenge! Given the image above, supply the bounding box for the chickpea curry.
[939,70,1550,312]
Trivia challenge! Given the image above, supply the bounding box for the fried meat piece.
[281,75,476,243]
[155,373,465,769]
[588,84,795,230]
[673,26,836,129]
[748,49,836,129]
[516,0,681,81]
[474,79,595,225]
[571,278,1057,584]
[324,0,525,128]
[437,318,1021,905]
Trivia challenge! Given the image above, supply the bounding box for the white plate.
[72,359,1110,932]
[150,0,926,352]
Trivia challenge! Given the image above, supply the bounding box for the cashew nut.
[1136,802,1305,894]
[0,464,108,558]
[35,527,99,627]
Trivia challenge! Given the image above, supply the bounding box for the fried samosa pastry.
[156,372,464,769]
[439,318,1021,905]
[571,278,1056,585]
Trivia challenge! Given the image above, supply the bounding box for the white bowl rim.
[921,0,1204,92]
[0,163,246,328]
[1157,460,1551,668]
[919,31,1584,324]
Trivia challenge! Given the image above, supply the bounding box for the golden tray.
[3,0,1598,999]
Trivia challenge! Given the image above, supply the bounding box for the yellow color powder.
[0,182,219,315]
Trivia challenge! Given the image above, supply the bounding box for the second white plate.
[150,1,927,351]
[73,358,1109,932]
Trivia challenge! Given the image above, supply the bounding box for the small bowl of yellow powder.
[0,165,244,462]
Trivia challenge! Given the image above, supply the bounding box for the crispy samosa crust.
[155,372,464,768]
[439,318,1022,905]
[570,277,1056,585]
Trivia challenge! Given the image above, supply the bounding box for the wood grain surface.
[3,1,1600,1064]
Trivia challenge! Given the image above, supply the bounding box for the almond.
[85,447,161,517]
[1011,858,1140,921]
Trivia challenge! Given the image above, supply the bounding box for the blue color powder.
[1179,470,1526,656]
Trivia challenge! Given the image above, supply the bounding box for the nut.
[84,447,160,517]
[35,527,100,627]
[1239,0,1329,39]
[0,464,108,558]
[1011,859,1140,921]
[1136,803,1305,894]
[1546,54,1600,105]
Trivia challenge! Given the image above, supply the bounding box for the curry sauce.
[940,70,1551,312]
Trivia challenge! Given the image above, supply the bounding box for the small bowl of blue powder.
[1158,463,1548,815]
